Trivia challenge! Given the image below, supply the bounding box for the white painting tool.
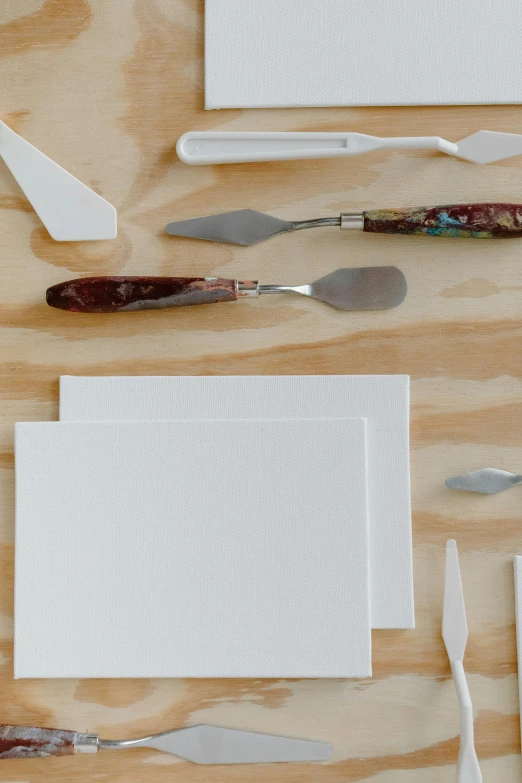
[177,130,522,166]
[442,540,482,783]
[514,557,522,760]
[0,120,117,241]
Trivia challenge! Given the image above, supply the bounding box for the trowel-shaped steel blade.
[0,723,333,765]
[446,468,522,494]
[138,724,333,764]
[166,209,293,245]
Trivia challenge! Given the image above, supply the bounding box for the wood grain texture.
[1,0,522,781]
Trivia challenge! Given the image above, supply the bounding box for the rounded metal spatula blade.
[308,266,407,310]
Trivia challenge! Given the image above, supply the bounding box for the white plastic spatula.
[442,540,482,783]
[0,120,117,241]
[177,130,522,166]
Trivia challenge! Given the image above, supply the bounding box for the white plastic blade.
[142,725,333,764]
[0,120,117,241]
[455,130,522,164]
[443,541,482,783]
[443,540,468,663]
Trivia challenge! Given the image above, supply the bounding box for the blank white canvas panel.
[205,0,522,108]
[15,418,370,679]
[60,374,413,629]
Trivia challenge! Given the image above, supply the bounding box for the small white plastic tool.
[514,557,522,759]
[0,120,117,241]
[176,130,522,166]
[443,540,482,783]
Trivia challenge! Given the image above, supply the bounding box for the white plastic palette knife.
[442,540,482,783]
[176,130,522,166]
[0,120,117,241]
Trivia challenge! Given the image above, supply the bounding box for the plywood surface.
[0,1,521,781]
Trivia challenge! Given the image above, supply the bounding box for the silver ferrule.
[75,733,99,754]
[237,280,259,297]
[340,213,364,230]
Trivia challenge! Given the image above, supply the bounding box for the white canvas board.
[205,0,522,108]
[60,374,413,629]
[15,418,370,678]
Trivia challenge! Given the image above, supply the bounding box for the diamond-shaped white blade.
[442,540,468,663]
[455,130,522,164]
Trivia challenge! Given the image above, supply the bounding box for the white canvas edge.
[515,556,522,755]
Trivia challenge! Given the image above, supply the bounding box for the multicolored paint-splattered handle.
[46,276,246,313]
[363,203,522,238]
[0,725,87,758]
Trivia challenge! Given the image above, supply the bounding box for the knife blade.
[45,268,407,313]
[166,203,522,246]
[0,724,332,764]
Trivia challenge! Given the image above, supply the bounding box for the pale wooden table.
[1,1,522,781]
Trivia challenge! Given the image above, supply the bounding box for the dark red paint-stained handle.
[363,203,522,238]
[0,725,78,759]
[46,276,241,313]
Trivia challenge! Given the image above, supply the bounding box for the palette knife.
[0,724,332,764]
[443,540,482,783]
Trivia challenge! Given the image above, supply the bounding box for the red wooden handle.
[0,725,77,759]
[46,276,239,313]
[363,203,522,238]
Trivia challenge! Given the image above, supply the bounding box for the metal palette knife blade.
[120,725,333,764]
[166,209,292,245]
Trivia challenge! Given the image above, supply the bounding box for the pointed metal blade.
[166,209,293,245]
[446,468,522,494]
[308,266,407,310]
[142,725,332,765]
[455,130,522,164]
[442,540,468,663]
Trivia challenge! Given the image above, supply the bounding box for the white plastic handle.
[451,661,482,783]
[176,131,458,165]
